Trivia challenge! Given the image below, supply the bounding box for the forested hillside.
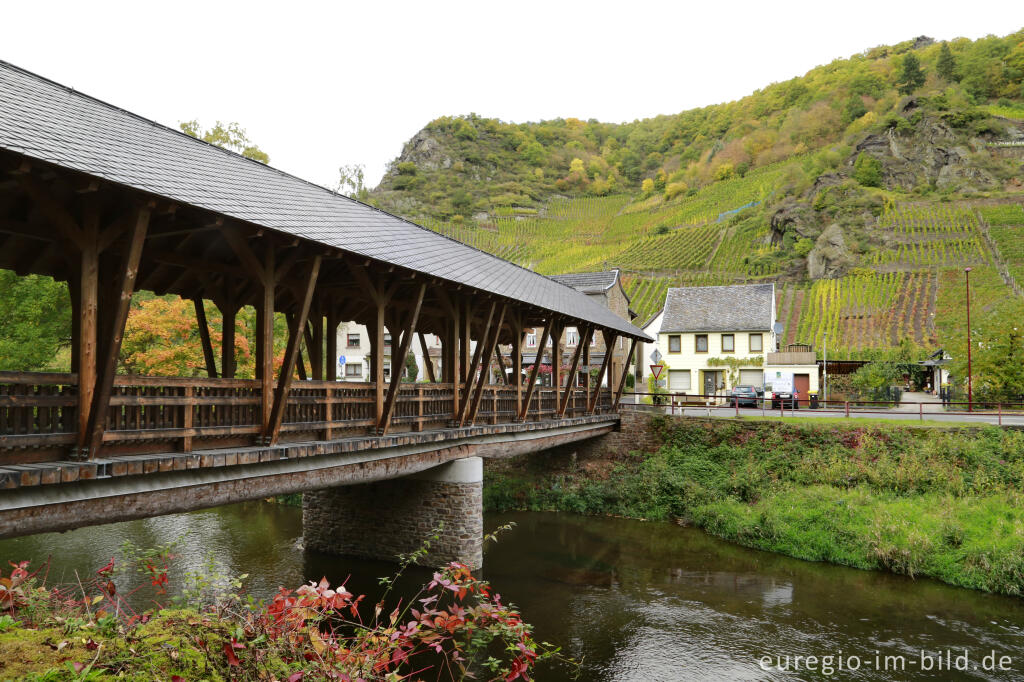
[371,30,1024,360]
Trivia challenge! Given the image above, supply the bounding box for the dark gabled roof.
[0,61,650,341]
[661,284,774,333]
[549,270,621,295]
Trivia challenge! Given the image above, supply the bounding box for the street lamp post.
[965,267,973,412]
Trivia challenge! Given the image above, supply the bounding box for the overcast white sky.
[4,1,1022,189]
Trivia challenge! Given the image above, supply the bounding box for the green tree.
[951,304,1024,403]
[179,120,270,163]
[0,271,71,371]
[895,52,926,95]
[336,163,369,202]
[936,42,957,82]
[853,152,883,187]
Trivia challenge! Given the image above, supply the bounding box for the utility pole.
[965,267,973,412]
[823,331,828,404]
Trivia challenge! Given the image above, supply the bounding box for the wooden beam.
[84,205,151,456]
[494,342,510,385]
[256,245,275,434]
[612,338,638,409]
[514,329,524,416]
[371,299,386,427]
[74,210,99,454]
[222,226,270,286]
[457,300,495,425]
[550,321,564,408]
[266,255,321,445]
[418,332,437,383]
[519,318,552,421]
[311,309,324,381]
[559,326,590,417]
[587,331,616,414]
[193,296,218,378]
[379,283,426,434]
[466,303,506,425]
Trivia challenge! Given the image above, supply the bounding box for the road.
[638,403,1024,426]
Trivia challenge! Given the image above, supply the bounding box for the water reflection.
[1,504,1022,681]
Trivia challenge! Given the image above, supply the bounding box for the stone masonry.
[303,457,484,569]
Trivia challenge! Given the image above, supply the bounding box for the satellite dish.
[773,322,784,335]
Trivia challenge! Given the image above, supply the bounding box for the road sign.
[650,349,662,364]
[657,379,667,388]
[650,364,663,380]
[337,355,346,365]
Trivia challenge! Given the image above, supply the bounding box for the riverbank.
[484,415,1024,596]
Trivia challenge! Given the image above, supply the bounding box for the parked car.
[729,385,759,407]
[766,386,798,410]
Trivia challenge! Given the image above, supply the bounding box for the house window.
[668,335,681,353]
[566,328,579,346]
[346,333,360,348]
[526,332,537,348]
[749,333,763,352]
[722,334,735,353]
[384,333,392,347]
[345,364,362,377]
[695,334,708,353]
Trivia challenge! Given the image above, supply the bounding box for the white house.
[658,284,779,396]
[332,323,447,382]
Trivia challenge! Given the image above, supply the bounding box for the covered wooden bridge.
[0,60,651,499]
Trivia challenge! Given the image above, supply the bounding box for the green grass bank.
[484,416,1024,596]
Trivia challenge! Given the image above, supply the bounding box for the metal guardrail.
[621,391,1024,425]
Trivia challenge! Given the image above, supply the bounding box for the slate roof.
[549,270,621,296]
[661,284,775,333]
[0,61,650,341]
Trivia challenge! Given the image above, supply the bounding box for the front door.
[794,374,810,404]
[704,371,718,396]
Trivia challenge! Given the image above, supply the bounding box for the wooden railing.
[0,372,616,462]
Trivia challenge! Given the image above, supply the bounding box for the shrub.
[853,152,883,187]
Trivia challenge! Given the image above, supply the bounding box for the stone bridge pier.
[302,457,485,569]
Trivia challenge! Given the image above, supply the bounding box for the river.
[2,502,1023,681]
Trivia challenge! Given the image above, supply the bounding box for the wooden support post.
[75,216,99,455]
[418,332,437,383]
[466,303,506,425]
[296,346,308,381]
[587,331,616,414]
[458,301,496,425]
[85,205,151,456]
[324,385,334,440]
[379,283,426,434]
[514,329,524,416]
[326,306,339,382]
[373,301,386,427]
[494,343,510,385]
[582,330,592,409]
[550,322,564,414]
[519,318,552,421]
[182,385,194,453]
[612,338,638,410]
[193,297,218,378]
[559,326,590,417]
[257,249,275,434]
[266,256,322,445]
